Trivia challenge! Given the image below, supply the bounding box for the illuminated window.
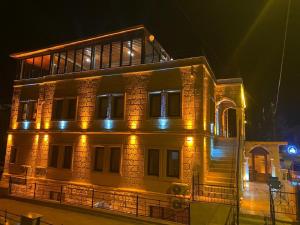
[62,146,73,169]
[75,49,83,72]
[51,53,59,74]
[111,42,121,68]
[131,38,141,65]
[49,145,59,168]
[32,56,42,78]
[167,150,180,178]
[23,58,33,79]
[57,52,66,74]
[41,55,51,76]
[18,101,37,121]
[110,147,121,173]
[101,44,110,68]
[82,47,92,71]
[122,40,131,66]
[93,45,101,69]
[94,147,104,171]
[148,149,159,176]
[65,50,75,73]
[149,93,161,117]
[10,147,18,164]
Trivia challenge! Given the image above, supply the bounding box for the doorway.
[250,147,269,182]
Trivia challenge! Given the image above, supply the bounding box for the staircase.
[195,137,238,204]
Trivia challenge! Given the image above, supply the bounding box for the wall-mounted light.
[158,118,168,130]
[59,120,67,130]
[104,119,113,130]
[43,134,49,142]
[186,136,194,146]
[23,121,30,130]
[287,145,297,155]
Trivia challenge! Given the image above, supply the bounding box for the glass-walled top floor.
[15,27,171,80]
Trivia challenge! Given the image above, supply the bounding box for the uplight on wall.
[104,119,113,130]
[158,118,168,130]
[23,121,30,130]
[59,120,67,130]
[186,136,194,146]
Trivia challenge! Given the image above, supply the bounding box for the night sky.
[1,0,299,142]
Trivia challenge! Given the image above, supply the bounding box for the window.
[51,53,59,74]
[94,147,104,171]
[148,149,159,176]
[93,45,101,69]
[75,49,83,72]
[41,55,51,76]
[112,95,124,119]
[167,92,181,117]
[52,99,64,120]
[65,50,75,73]
[149,93,161,117]
[101,44,110,68]
[96,96,109,119]
[10,147,17,164]
[49,145,59,168]
[57,52,66,74]
[65,98,77,120]
[23,58,33,79]
[111,42,121,68]
[63,146,73,169]
[131,38,142,65]
[82,47,92,71]
[96,95,124,119]
[18,101,37,121]
[167,150,180,178]
[32,56,42,78]
[110,147,121,173]
[52,98,77,121]
[122,40,131,66]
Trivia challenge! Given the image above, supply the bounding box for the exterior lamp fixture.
[287,145,297,155]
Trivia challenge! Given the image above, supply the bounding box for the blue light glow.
[158,118,168,130]
[59,120,67,130]
[23,121,30,130]
[210,123,214,134]
[211,147,224,158]
[287,145,297,155]
[104,119,113,130]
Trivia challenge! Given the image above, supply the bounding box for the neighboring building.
[0,104,11,172]
[2,25,246,223]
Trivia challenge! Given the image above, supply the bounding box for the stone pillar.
[10,87,21,130]
[73,135,91,182]
[122,135,144,189]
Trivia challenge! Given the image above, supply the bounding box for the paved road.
[0,198,157,225]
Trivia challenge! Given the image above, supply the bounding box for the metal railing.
[9,180,190,224]
[193,183,237,205]
[0,209,53,225]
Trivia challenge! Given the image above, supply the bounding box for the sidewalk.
[0,198,158,225]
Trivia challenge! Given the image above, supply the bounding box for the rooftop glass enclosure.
[14,27,171,80]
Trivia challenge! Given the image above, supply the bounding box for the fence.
[0,209,52,225]
[9,180,190,224]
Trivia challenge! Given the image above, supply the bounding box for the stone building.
[2,26,246,219]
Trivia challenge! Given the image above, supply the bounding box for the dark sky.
[1,0,299,141]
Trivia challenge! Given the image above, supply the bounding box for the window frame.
[9,147,18,164]
[94,146,105,172]
[166,149,180,178]
[18,100,37,122]
[48,145,60,168]
[51,97,78,121]
[95,94,125,120]
[62,145,73,169]
[147,149,160,176]
[109,147,121,173]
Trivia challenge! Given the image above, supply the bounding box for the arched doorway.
[222,108,237,138]
[216,98,237,138]
[249,147,269,182]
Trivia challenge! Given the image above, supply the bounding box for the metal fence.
[9,180,190,224]
[0,209,52,225]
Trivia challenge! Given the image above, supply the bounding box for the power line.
[274,0,291,116]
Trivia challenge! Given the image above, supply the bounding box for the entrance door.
[250,147,269,182]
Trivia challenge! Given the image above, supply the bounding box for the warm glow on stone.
[43,134,49,142]
[44,122,50,130]
[129,135,137,145]
[81,121,89,130]
[185,120,194,130]
[80,135,87,144]
[130,121,138,130]
[186,136,194,146]
[36,122,41,129]
[7,134,12,144]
